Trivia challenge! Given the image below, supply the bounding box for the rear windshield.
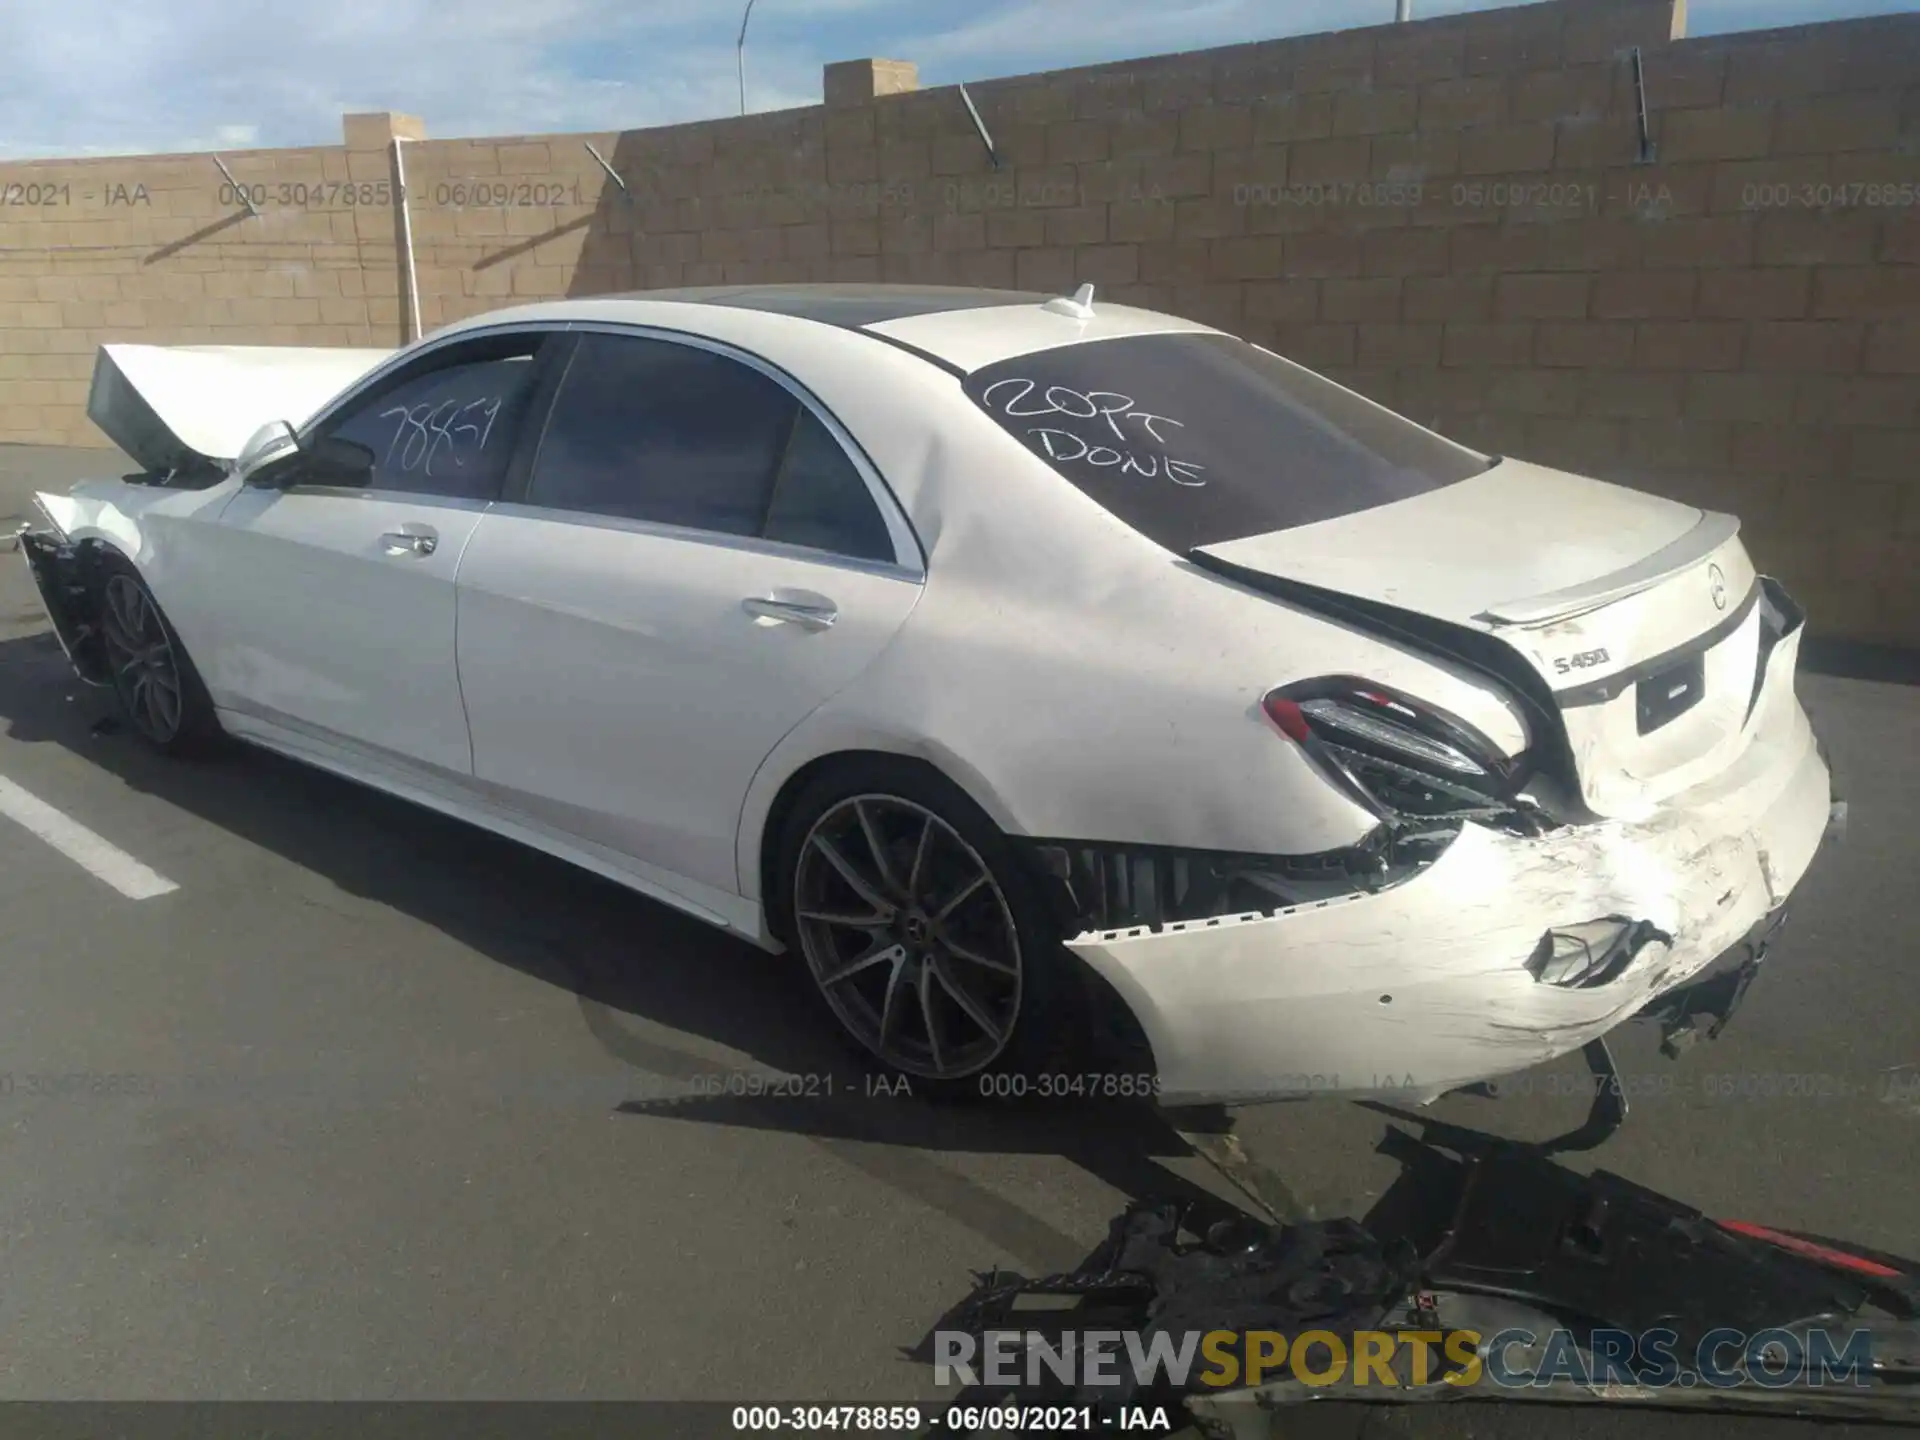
[962,331,1488,552]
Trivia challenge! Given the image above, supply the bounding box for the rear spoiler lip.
[1552,575,1764,709]
[1474,510,1742,627]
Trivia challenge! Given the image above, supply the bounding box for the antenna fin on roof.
[1042,283,1096,320]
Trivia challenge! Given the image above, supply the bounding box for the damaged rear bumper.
[1068,654,1833,1108]
[1634,905,1786,1060]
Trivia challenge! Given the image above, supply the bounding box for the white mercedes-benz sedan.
[15,283,1841,1106]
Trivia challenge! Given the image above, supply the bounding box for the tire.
[771,758,1082,1102]
[92,551,224,756]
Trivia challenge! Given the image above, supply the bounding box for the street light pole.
[737,0,759,115]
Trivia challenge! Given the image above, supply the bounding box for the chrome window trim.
[276,486,497,513]
[482,500,925,584]
[546,320,927,579]
[295,315,929,577]
[298,321,566,438]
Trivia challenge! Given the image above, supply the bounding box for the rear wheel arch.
[758,748,1161,1091]
[756,749,1022,947]
[761,748,1113,1095]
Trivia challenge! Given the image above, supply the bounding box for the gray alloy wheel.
[793,793,1025,1081]
[98,573,186,745]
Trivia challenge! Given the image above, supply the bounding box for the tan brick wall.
[2,0,1917,644]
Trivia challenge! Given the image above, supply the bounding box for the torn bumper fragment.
[1067,635,1832,1107]
[15,523,112,686]
[1526,917,1672,989]
[1635,906,1785,1058]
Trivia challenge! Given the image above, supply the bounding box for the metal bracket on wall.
[211,154,260,216]
[583,142,632,202]
[1631,46,1659,164]
[957,82,1001,170]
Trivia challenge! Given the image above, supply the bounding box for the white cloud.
[0,0,829,158]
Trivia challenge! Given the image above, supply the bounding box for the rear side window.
[963,332,1488,553]
[531,334,794,535]
[528,333,898,564]
[763,407,895,563]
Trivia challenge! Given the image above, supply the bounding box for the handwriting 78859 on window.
[379,395,504,478]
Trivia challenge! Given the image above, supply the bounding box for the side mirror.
[237,426,375,491]
[306,436,377,486]
[235,420,299,485]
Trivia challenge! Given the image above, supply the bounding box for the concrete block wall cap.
[341,112,428,147]
[823,57,921,107]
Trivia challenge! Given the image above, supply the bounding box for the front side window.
[318,337,543,500]
[527,333,898,564]
[963,332,1490,553]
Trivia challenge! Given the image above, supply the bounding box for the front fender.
[18,480,172,685]
[17,476,238,687]
[34,479,168,563]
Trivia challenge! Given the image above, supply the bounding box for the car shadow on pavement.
[0,631,1278,1274]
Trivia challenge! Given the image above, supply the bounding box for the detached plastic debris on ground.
[920,1112,1920,1438]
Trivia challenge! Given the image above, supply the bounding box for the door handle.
[742,596,838,631]
[380,527,438,557]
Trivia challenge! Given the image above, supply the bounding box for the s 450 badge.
[1553,647,1612,675]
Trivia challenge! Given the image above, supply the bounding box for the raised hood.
[88,343,393,476]
[1196,460,1791,820]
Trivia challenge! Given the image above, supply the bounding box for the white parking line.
[0,774,179,899]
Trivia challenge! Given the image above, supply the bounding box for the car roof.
[604,283,1051,329]
[433,285,1223,374]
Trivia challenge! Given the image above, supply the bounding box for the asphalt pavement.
[0,444,1915,1436]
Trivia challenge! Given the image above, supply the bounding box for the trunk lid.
[88,343,393,475]
[1195,460,1773,819]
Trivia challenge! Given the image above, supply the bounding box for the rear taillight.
[1296,696,1490,776]
[1262,676,1525,823]
[1260,694,1312,744]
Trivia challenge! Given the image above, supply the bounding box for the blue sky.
[1,0,1910,159]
